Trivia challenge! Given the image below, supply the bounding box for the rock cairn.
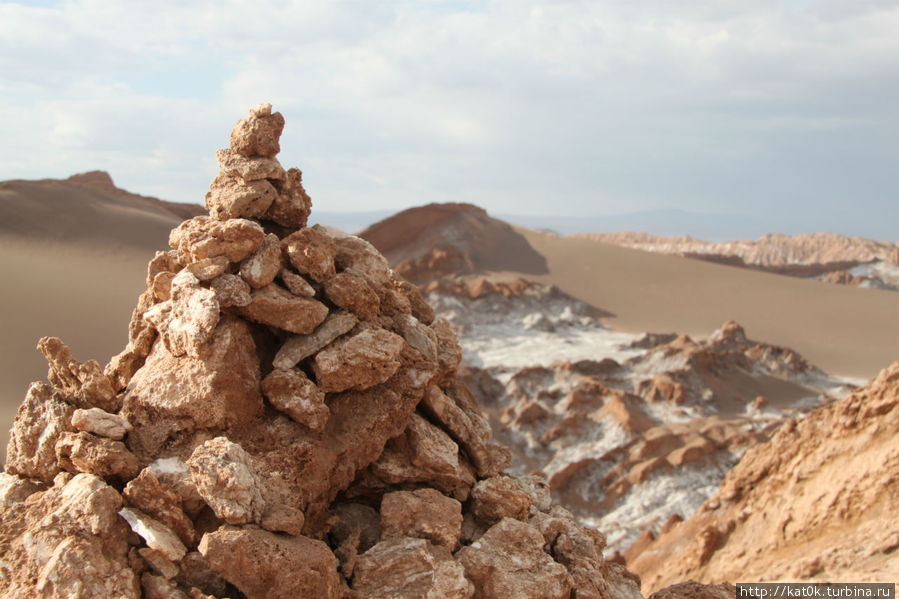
[1,104,645,599]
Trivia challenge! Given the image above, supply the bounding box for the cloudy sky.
[1,0,898,238]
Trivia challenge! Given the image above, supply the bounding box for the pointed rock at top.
[230,102,285,158]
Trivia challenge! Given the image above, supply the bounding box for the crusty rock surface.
[312,328,405,392]
[199,525,339,599]
[1,104,721,599]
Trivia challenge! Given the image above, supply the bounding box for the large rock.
[380,488,463,551]
[169,216,265,264]
[205,172,278,221]
[199,525,340,599]
[265,166,312,228]
[456,518,573,599]
[55,431,140,479]
[5,382,75,481]
[37,336,118,411]
[282,226,338,282]
[229,103,285,158]
[272,310,358,370]
[312,328,406,392]
[187,437,265,525]
[144,270,220,358]
[239,233,282,288]
[0,473,140,598]
[238,283,329,334]
[261,367,330,431]
[352,536,473,598]
[121,317,263,460]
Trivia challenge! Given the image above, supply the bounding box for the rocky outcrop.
[1,104,659,599]
[628,362,899,591]
[359,203,549,284]
[451,316,853,553]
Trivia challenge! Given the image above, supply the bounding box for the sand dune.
[0,174,201,462]
[517,229,899,379]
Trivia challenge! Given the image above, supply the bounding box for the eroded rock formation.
[627,361,899,591]
[1,104,659,599]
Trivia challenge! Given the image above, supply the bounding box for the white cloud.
[1,0,898,236]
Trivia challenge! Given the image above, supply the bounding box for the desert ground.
[517,228,899,380]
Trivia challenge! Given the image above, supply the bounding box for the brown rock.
[322,272,380,321]
[0,473,139,598]
[272,310,357,370]
[169,216,265,264]
[312,328,405,392]
[5,382,75,481]
[240,233,282,288]
[209,273,252,308]
[420,385,500,478]
[551,520,613,599]
[282,226,338,282]
[261,368,330,431]
[71,407,133,440]
[229,102,285,158]
[185,256,230,282]
[239,283,329,334]
[119,507,188,563]
[432,318,463,385]
[279,267,316,297]
[37,336,118,411]
[144,271,221,358]
[55,431,140,479]
[352,536,473,599]
[124,469,197,547]
[470,475,533,526]
[122,316,263,459]
[187,437,265,525]
[392,313,438,362]
[199,525,340,599]
[264,166,312,228]
[649,582,737,599]
[146,458,206,518]
[216,147,285,181]
[370,413,475,500]
[380,488,463,551]
[395,278,436,324]
[0,472,46,508]
[147,249,182,287]
[334,235,393,285]
[457,518,573,599]
[105,288,159,390]
[138,547,180,579]
[205,172,278,221]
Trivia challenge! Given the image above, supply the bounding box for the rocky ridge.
[627,361,899,590]
[1,104,668,599]
[578,232,899,290]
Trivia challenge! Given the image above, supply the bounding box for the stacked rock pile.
[2,105,654,598]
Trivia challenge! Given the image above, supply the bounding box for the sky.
[1,0,898,239]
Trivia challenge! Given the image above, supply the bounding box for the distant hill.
[358,202,548,283]
[0,170,205,248]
